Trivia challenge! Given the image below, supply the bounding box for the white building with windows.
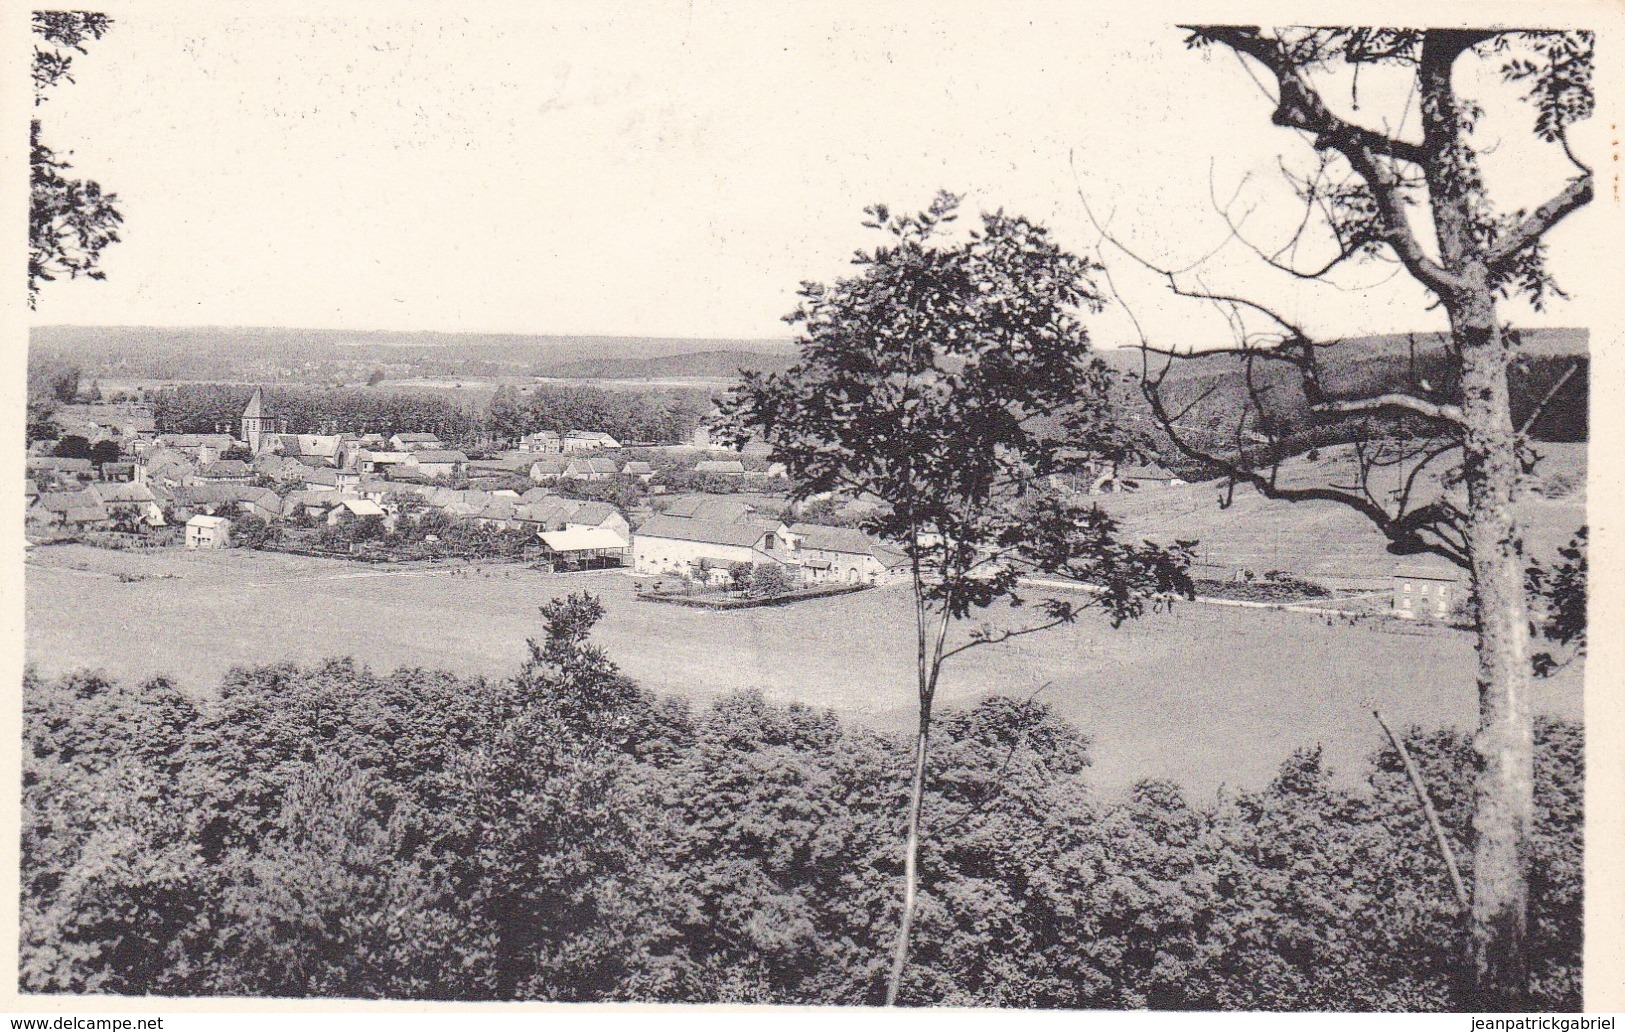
[1392,563,1460,620]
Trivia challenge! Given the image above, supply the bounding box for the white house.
[788,523,908,585]
[185,514,232,549]
[1392,564,1460,621]
[518,431,563,453]
[632,514,796,583]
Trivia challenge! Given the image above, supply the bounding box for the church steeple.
[241,387,271,454]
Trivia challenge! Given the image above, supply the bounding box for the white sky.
[25,3,1603,347]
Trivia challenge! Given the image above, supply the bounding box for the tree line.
[139,383,710,449]
[22,594,1580,1008]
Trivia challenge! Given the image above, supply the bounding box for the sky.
[25,3,1604,347]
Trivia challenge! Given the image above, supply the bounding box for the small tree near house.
[726,192,1193,1005]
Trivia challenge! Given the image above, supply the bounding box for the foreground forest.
[21,594,1581,1008]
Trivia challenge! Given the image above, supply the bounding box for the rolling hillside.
[28,325,797,384]
[1095,327,1588,468]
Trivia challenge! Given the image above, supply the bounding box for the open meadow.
[25,543,1583,798]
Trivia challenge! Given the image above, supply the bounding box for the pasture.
[25,544,1583,798]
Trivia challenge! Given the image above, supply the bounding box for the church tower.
[241,387,271,455]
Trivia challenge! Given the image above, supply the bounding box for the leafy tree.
[53,434,93,460]
[231,513,280,550]
[426,594,660,999]
[1527,528,1586,676]
[106,503,144,535]
[727,192,1193,1003]
[31,12,121,307]
[486,385,528,446]
[1091,28,1592,1004]
[366,367,387,386]
[89,439,121,466]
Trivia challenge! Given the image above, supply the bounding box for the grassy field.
[25,544,1583,799]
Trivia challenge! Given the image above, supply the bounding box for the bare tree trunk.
[886,584,951,1006]
[886,711,932,1006]
[1455,299,1536,1007]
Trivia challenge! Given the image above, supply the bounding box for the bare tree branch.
[1373,707,1471,912]
[1484,174,1594,271]
[1312,392,1465,426]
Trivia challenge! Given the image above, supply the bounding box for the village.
[24,388,931,595]
[23,387,1472,620]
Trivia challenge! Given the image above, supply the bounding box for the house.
[622,461,655,483]
[471,497,522,530]
[390,432,443,452]
[31,489,111,529]
[300,466,342,492]
[518,431,562,453]
[695,459,746,476]
[632,514,796,583]
[563,501,630,542]
[409,450,468,480]
[538,527,629,571]
[185,514,232,549]
[91,482,167,527]
[660,495,756,523]
[563,430,621,452]
[182,483,282,522]
[1393,564,1460,621]
[191,459,254,484]
[273,433,348,468]
[326,498,388,526]
[281,490,338,521]
[564,457,620,481]
[788,523,907,585]
[357,450,414,474]
[138,452,196,491]
[26,456,95,481]
[529,456,570,482]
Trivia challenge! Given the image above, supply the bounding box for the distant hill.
[534,349,799,380]
[27,325,797,383]
[1094,327,1588,464]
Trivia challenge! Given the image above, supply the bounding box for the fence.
[638,582,871,610]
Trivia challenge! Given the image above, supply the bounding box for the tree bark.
[1454,297,1536,1008]
[1419,34,1537,1004]
[886,714,932,1006]
[887,585,951,1006]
